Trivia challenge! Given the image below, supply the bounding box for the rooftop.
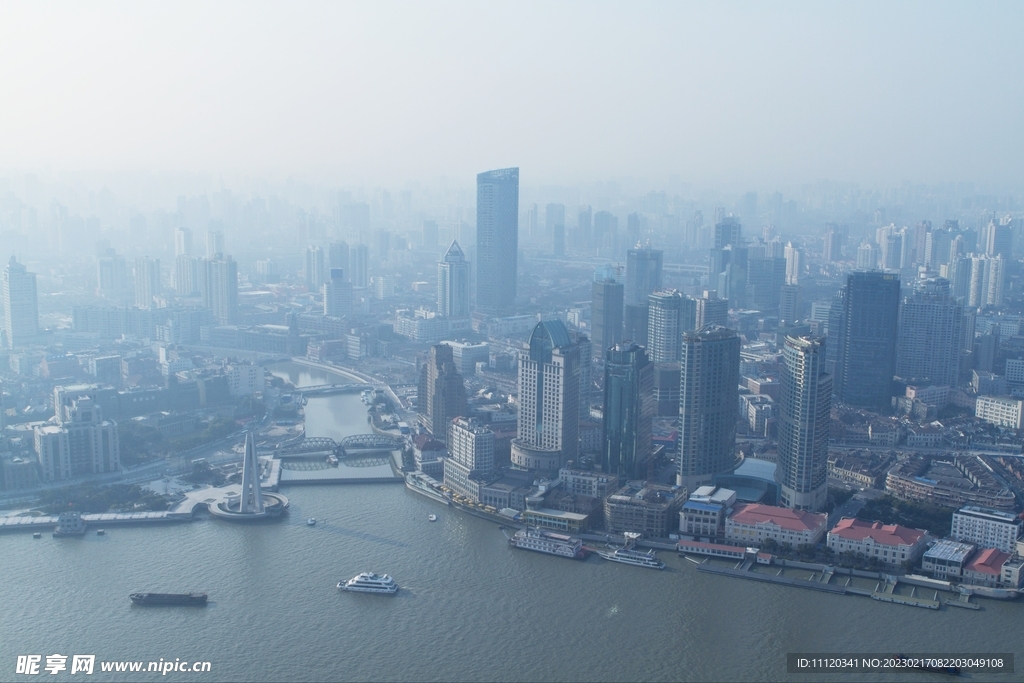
[963,548,1011,575]
[923,539,976,563]
[729,503,827,532]
[829,518,927,547]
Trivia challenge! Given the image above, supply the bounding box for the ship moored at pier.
[504,526,586,559]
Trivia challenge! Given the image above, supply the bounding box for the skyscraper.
[444,417,495,502]
[174,255,201,296]
[776,335,830,511]
[677,325,740,491]
[206,230,224,259]
[591,279,624,360]
[602,342,654,480]
[417,344,467,444]
[896,277,962,388]
[647,290,695,363]
[512,320,580,471]
[437,240,470,318]
[624,247,663,306]
[834,271,900,409]
[134,257,160,309]
[174,227,192,257]
[201,256,238,324]
[475,167,519,315]
[3,257,38,349]
[695,290,728,329]
[746,256,786,314]
[329,241,349,278]
[305,246,325,290]
[323,268,353,318]
[350,244,369,288]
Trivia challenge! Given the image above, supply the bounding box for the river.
[0,361,1019,682]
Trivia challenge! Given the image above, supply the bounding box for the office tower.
[578,205,592,241]
[856,242,876,269]
[784,242,802,284]
[881,232,903,271]
[417,344,467,444]
[575,332,593,420]
[746,256,786,314]
[825,289,845,378]
[591,279,624,360]
[437,240,470,318]
[323,268,353,318]
[713,244,748,309]
[444,417,495,502]
[779,284,801,324]
[3,257,38,349]
[36,392,119,481]
[833,271,900,409]
[677,325,740,491]
[96,251,129,298]
[775,335,830,511]
[947,255,972,302]
[593,211,617,249]
[329,241,350,277]
[823,225,844,262]
[714,216,741,249]
[305,246,325,290]
[134,257,160,309]
[512,320,581,471]
[201,256,238,324]
[350,244,369,288]
[624,246,663,344]
[174,255,201,295]
[647,290,695,363]
[373,230,391,265]
[545,202,565,239]
[527,203,539,239]
[553,223,565,258]
[174,227,192,257]
[925,227,951,268]
[475,167,519,315]
[602,342,654,480]
[625,247,663,305]
[765,235,785,258]
[421,221,438,250]
[695,290,728,329]
[986,221,1013,257]
[205,230,224,259]
[896,277,962,387]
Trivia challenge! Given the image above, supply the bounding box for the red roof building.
[961,548,1013,588]
[827,518,929,568]
[725,503,828,547]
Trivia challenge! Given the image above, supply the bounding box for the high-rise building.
[512,320,581,472]
[986,221,1013,258]
[896,277,963,387]
[174,255,201,295]
[205,230,224,259]
[350,244,369,288]
[856,242,876,270]
[437,240,470,318]
[323,268,353,318]
[784,242,802,285]
[96,251,129,298]
[475,167,519,315]
[329,241,349,278]
[677,325,740,491]
[545,203,565,239]
[591,279,624,360]
[779,284,801,324]
[695,290,728,329]
[444,417,495,502]
[823,225,844,262]
[833,271,900,409]
[35,391,119,481]
[624,247,663,306]
[134,257,160,309]
[174,227,192,257]
[417,344,467,444]
[3,257,39,349]
[305,246,325,290]
[421,221,438,250]
[714,217,741,249]
[602,342,654,480]
[776,335,830,511]
[201,256,238,324]
[746,256,786,314]
[647,290,695,363]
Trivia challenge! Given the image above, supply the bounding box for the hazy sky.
[2,2,1023,187]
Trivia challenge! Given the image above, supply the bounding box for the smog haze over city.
[2,3,1024,683]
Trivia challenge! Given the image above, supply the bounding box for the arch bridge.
[339,434,404,450]
[276,437,340,456]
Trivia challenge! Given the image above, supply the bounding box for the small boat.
[32,532,41,539]
[428,514,437,522]
[307,518,316,526]
[96,529,105,535]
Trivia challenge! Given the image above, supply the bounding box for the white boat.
[338,572,399,594]
[307,518,316,526]
[428,514,437,522]
[505,527,586,559]
[597,532,665,569]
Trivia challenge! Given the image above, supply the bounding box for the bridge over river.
[265,434,404,459]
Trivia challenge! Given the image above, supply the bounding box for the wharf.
[0,510,186,533]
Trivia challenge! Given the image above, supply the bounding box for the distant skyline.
[2,2,1023,187]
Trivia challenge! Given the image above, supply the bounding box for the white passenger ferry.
[597,532,665,569]
[505,527,586,559]
[337,572,399,594]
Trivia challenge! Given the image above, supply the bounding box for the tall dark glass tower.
[834,271,900,409]
[602,342,654,480]
[475,167,519,315]
[591,279,624,360]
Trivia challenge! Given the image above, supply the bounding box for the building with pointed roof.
[438,240,470,318]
